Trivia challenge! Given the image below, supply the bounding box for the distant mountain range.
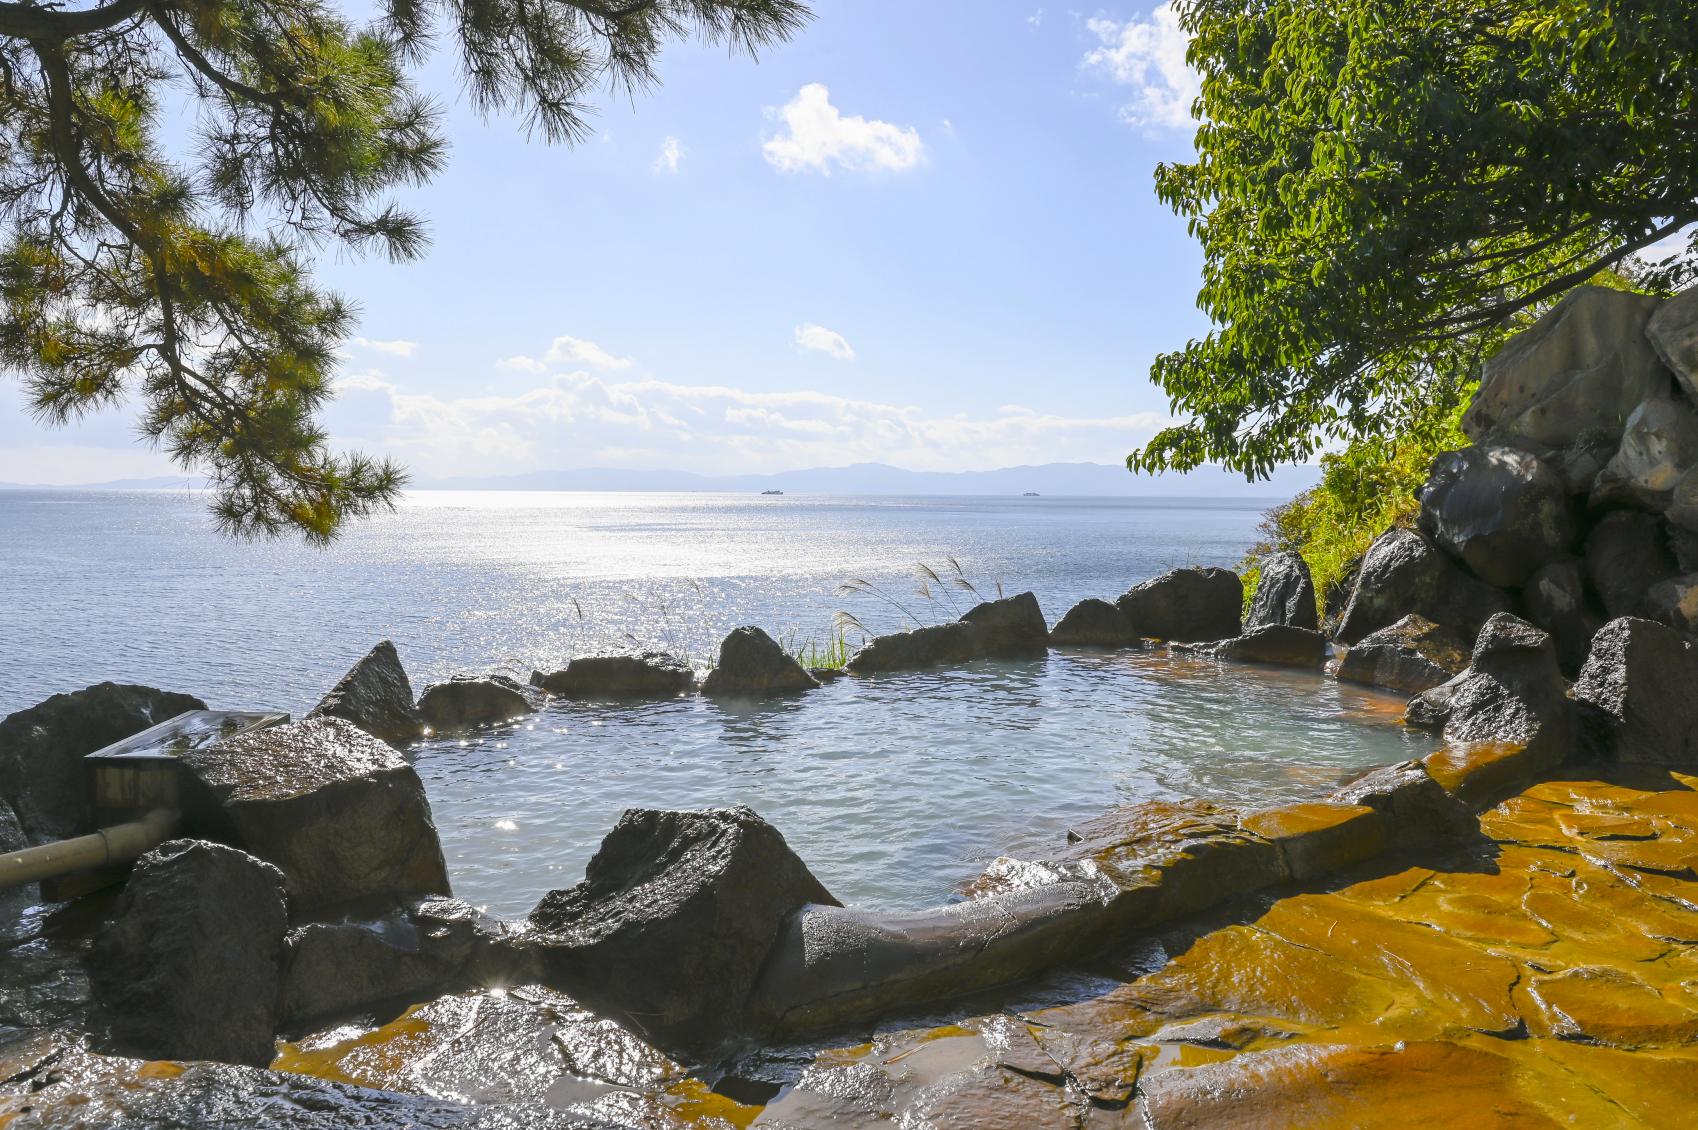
[1,461,1322,498]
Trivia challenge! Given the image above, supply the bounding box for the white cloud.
[502,335,633,373]
[762,84,925,175]
[352,337,419,358]
[1027,9,1044,28]
[653,136,683,175]
[1083,4,1199,130]
[793,323,856,361]
[322,369,1173,479]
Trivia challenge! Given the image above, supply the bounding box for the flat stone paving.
[6,769,1698,1128]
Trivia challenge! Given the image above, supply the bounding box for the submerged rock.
[177,716,451,916]
[1585,511,1679,619]
[529,805,838,1060]
[1335,527,1510,645]
[310,640,426,745]
[1245,551,1318,632]
[417,674,542,729]
[1336,614,1470,695]
[1417,445,1578,588]
[1048,597,1136,647]
[87,839,287,1066]
[1196,624,1326,668]
[1573,617,1698,765]
[959,591,1049,655]
[0,682,205,845]
[847,621,983,673]
[1116,567,1242,643]
[530,652,694,699]
[701,627,818,698]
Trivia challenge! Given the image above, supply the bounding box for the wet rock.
[1640,573,1698,635]
[1405,674,1462,730]
[86,839,287,1066]
[1328,760,1475,844]
[1335,527,1511,645]
[1438,614,1574,768]
[1592,396,1698,512]
[0,682,205,845]
[749,882,1108,1040]
[1463,286,1671,483]
[1240,802,1387,881]
[846,621,983,673]
[3,1043,607,1128]
[1245,551,1319,631]
[1336,614,1470,695]
[959,591,1049,655]
[1670,524,1698,572]
[530,651,694,699]
[1573,617,1698,765]
[281,896,537,1029]
[1196,624,1326,667]
[1667,464,1698,533]
[1647,281,1698,403]
[1417,445,1578,588]
[1116,567,1242,642]
[1047,597,1135,647]
[1585,510,1679,618]
[309,640,426,745]
[177,716,451,916]
[701,627,818,697]
[1527,965,1698,1047]
[529,805,838,1060]
[1522,560,1605,674]
[417,674,542,729]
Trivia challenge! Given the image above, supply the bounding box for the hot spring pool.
[414,648,1435,919]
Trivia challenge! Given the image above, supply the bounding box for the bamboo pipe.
[0,808,179,889]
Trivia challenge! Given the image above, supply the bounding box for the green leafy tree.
[1133,0,1698,480]
[0,0,807,540]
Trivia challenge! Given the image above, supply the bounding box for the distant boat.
[761,489,784,495]
[1022,491,1040,497]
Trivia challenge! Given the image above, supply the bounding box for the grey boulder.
[701,626,818,697]
[1573,617,1698,764]
[1116,567,1242,642]
[1463,286,1671,474]
[1641,573,1698,635]
[417,674,542,730]
[1437,614,1574,764]
[87,839,288,1066]
[1245,551,1318,631]
[0,682,205,845]
[1048,598,1136,647]
[529,806,838,1061]
[959,591,1049,655]
[531,651,694,699]
[1646,282,1698,403]
[1584,511,1679,619]
[1335,527,1510,645]
[847,621,983,673]
[309,640,425,746]
[1194,624,1326,668]
[177,716,451,917]
[1336,614,1470,695]
[1417,445,1578,588]
[1591,397,1698,513]
[1522,560,1605,673]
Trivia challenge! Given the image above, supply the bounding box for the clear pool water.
[416,649,1430,918]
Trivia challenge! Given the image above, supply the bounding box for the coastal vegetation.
[1133,0,1698,481]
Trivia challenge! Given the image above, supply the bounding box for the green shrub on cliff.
[1242,402,1470,620]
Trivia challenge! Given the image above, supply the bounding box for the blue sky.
[1,2,1218,484]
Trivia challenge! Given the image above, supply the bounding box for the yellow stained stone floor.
[6,769,1698,1127]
